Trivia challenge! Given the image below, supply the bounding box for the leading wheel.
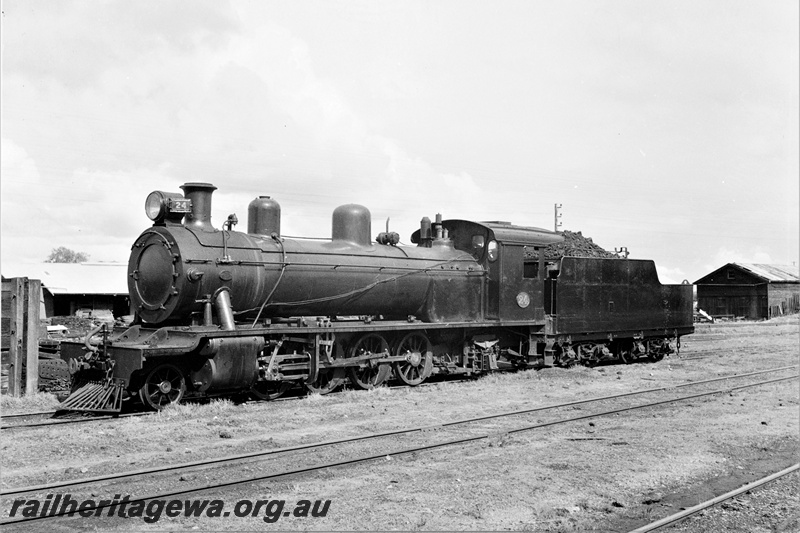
[392,332,433,386]
[139,364,186,410]
[346,334,391,390]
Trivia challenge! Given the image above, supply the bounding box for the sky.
[1,0,798,284]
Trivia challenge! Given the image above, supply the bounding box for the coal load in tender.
[543,230,619,260]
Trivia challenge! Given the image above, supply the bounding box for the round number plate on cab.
[516,292,531,308]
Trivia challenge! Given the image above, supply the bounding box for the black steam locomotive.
[60,183,693,412]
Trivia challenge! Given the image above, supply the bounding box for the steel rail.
[0,376,460,429]
[0,370,460,429]
[628,463,800,533]
[3,373,797,525]
[1,411,148,430]
[2,374,795,525]
[2,365,795,497]
[0,410,58,420]
[677,355,723,361]
[0,365,794,510]
[3,365,794,497]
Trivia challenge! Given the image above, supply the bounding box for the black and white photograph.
[1,1,798,531]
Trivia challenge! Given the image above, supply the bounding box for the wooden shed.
[1,262,129,318]
[694,263,799,320]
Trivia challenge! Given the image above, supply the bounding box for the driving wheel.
[250,381,293,401]
[392,332,433,386]
[346,334,391,390]
[305,367,346,395]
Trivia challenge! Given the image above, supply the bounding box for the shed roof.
[1,262,128,295]
[694,263,799,285]
[734,263,799,282]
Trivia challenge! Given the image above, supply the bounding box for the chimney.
[181,182,217,231]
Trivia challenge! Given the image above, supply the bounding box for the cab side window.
[470,235,486,260]
[523,246,541,279]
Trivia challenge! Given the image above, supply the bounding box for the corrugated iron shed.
[694,262,799,319]
[0,262,128,295]
[734,263,799,283]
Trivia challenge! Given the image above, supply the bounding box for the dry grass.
[0,316,797,531]
[0,391,60,415]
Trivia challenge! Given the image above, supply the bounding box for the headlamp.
[145,191,192,223]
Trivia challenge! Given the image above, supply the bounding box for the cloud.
[655,264,689,285]
[1,136,184,262]
[2,0,238,88]
[702,247,775,276]
[1,139,43,236]
[1,0,796,280]
[1,2,493,263]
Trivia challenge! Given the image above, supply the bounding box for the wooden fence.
[1,277,41,396]
[770,295,800,318]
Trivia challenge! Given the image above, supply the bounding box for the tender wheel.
[618,342,634,365]
[577,345,599,367]
[647,340,666,362]
[346,334,391,390]
[139,364,186,410]
[392,332,433,386]
[556,346,578,367]
[250,381,292,401]
[305,368,346,395]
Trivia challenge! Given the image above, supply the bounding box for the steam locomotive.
[59,182,694,412]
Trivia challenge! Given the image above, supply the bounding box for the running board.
[58,380,124,413]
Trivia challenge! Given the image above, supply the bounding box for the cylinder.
[332,204,371,246]
[247,196,281,236]
[180,182,217,232]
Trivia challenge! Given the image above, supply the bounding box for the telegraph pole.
[554,204,563,233]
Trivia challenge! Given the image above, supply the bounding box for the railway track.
[0,346,779,429]
[2,364,796,525]
[676,354,724,362]
[0,411,56,422]
[0,377,465,431]
[630,463,800,532]
[0,364,558,431]
[0,411,148,430]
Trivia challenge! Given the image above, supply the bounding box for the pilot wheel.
[138,364,186,410]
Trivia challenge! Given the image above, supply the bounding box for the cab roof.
[479,221,565,246]
[410,219,564,247]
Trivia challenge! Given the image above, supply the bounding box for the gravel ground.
[666,470,799,533]
[0,316,797,532]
